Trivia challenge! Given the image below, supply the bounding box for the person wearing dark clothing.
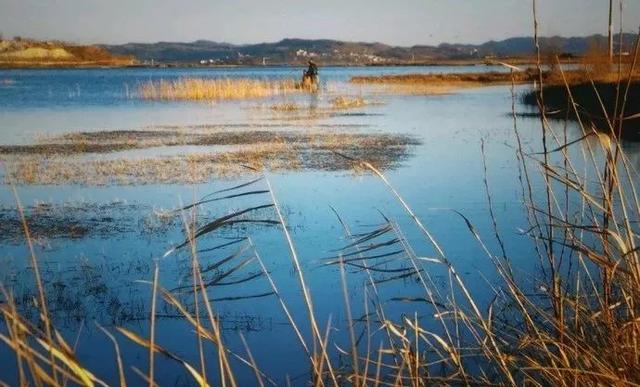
[302,60,319,91]
[306,60,318,77]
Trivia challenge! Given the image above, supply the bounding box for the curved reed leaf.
[334,225,393,251]
[209,291,275,302]
[197,238,246,254]
[116,327,209,387]
[177,190,270,212]
[199,177,264,200]
[35,337,97,387]
[212,272,264,286]
[388,297,447,309]
[165,204,275,254]
[204,257,256,287]
[323,249,404,265]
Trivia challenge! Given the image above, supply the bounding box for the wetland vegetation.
[1,130,418,185]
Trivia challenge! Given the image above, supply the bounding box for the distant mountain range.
[102,34,638,65]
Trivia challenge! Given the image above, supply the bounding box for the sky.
[1,0,639,46]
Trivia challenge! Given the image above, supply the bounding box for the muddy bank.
[521,81,640,140]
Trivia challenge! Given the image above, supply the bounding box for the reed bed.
[352,66,640,93]
[351,70,538,87]
[138,77,301,101]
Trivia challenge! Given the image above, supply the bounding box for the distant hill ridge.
[0,37,135,67]
[102,34,638,65]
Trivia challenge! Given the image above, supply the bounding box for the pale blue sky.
[1,0,638,46]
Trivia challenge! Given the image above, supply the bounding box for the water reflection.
[1,66,640,384]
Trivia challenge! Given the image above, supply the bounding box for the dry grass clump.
[265,96,379,117]
[330,96,367,109]
[270,102,301,112]
[138,77,301,101]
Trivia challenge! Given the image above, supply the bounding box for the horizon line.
[5,31,638,49]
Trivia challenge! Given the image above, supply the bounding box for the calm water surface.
[0,66,634,385]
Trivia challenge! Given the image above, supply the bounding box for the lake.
[0,65,635,385]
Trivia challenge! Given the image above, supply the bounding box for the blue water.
[0,65,510,108]
[0,66,628,385]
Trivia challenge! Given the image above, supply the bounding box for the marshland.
[3,1,640,386]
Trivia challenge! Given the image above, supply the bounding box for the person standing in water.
[302,60,319,91]
[306,60,318,77]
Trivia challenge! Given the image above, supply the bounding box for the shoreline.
[0,57,579,70]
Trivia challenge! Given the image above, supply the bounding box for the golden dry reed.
[138,77,301,101]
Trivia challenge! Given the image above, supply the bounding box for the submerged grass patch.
[2,130,419,185]
[0,201,141,242]
[138,77,302,101]
[270,102,301,112]
[0,200,277,243]
[0,129,415,155]
[264,95,377,121]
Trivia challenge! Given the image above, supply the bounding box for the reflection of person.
[306,60,318,77]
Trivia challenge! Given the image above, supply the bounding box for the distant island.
[1,34,637,68]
